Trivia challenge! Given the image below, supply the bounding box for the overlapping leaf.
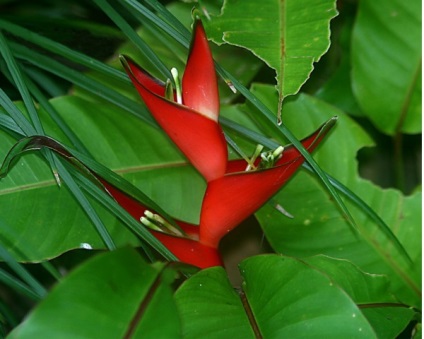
[351,0,421,135]
[176,255,380,337]
[202,0,338,120]
[8,248,181,338]
[0,97,206,262]
[248,85,421,306]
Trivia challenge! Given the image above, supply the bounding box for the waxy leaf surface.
[0,97,206,262]
[175,254,376,337]
[351,0,421,135]
[249,85,421,307]
[203,0,337,119]
[8,248,180,338]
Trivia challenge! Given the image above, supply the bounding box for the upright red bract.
[112,20,335,268]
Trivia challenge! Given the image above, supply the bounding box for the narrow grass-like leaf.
[0,244,46,299]
[121,0,190,47]
[0,133,182,233]
[23,73,91,156]
[0,298,19,329]
[70,149,181,230]
[0,89,36,135]
[0,113,24,135]
[23,67,69,98]
[54,158,116,251]
[40,261,62,282]
[93,0,170,79]
[1,61,90,156]
[0,134,116,250]
[0,269,41,301]
[0,34,60,182]
[143,0,191,40]
[9,43,156,126]
[220,116,278,149]
[0,135,179,261]
[72,170,177,262]
[0,19,129,85]
[0,33,43,135]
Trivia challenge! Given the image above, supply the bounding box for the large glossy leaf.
[351,0,421,135]
[301,255,394,304]
[8,248,180,338]
[0,96,206,262]
[301,256,416,338]
[175,254,376,337]
[202,0,338,120]
[175,266,255,338]
[315,20,363,117]
[360,307,416,339]
[250,85,421,306]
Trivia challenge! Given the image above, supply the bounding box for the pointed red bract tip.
[120,56,166,97]
[182,20,219,121]
[102,181,223,268]
[121,55,227,182]
[198,120,336,248]
[153,232,223,269]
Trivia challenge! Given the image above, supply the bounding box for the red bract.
[121,21,226,183]
[100,181,223,268]
[115,20,335,268]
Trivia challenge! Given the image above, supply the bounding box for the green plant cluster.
[0,0,421,337]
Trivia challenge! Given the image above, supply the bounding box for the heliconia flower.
[100,181,223,269]
[120,21,226,183]
[198,124,333,248]
[115,19,336,268]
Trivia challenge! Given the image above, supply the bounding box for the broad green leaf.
[301,256,417,336]
[202,0,338,120]
[351,0,421,135]
[8,248,180,338]
[175,254,376,338]
[0,96,206,262]
[315,20,363,117]
[175,266,255,338]
[240,255,375,337]
[250,85,421,306]
[301,255,394,304]
[360,307,416,339]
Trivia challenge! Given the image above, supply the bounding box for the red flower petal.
[102,181,222,268]
[182,20,219,121]
[153,232,223,269]
[121,57,227,182]
[199,120,336,248]
[121,56,166,97]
